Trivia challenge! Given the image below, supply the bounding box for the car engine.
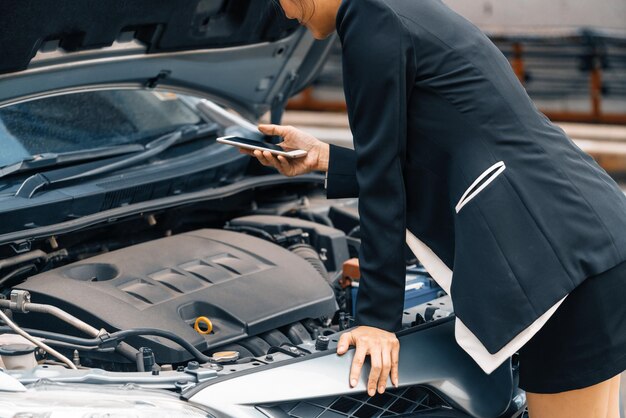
[13,225,340,366]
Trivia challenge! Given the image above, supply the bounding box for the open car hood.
[0,0,334,119]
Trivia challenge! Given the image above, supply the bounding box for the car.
[0,1,526,417]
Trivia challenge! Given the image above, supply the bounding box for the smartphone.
[216,135,307,159]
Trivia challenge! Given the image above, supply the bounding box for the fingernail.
[378,385,385,393]
[350,379,357,387]
[338,345,345,350]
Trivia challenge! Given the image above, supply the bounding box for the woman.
[242,0,626,416]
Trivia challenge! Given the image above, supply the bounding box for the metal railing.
[288,29,626,124]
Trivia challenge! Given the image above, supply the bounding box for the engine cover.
[17,229,337,363]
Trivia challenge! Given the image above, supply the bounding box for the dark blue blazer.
[329,0,626,355]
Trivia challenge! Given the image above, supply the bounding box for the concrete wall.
[442,0,626,31]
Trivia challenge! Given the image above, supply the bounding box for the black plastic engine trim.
[17,227,337,363]
[0,173,324,246]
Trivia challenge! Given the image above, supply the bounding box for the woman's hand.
[240,124,329,176]
[337,326,400,396]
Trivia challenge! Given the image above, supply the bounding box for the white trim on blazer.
[455,161,506,214]
[405,229,567,374]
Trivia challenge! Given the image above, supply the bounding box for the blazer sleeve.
[326,144,359,199]
[337,0,416,332]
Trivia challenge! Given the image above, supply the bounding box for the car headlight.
[0,382,214,418]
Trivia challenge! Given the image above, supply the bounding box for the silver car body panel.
[188,319,514,418]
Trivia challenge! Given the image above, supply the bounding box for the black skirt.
[518,259,626,393]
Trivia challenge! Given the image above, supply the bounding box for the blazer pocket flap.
[455,161,506,213]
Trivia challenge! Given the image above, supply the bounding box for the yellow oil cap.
[193,316,213,335]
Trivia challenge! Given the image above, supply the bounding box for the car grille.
[261,385,452,417]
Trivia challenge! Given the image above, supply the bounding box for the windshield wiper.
[14,123,219,198]
[0,144,145,179]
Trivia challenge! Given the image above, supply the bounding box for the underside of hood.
[0,0,334,119]
[0,0,298,75]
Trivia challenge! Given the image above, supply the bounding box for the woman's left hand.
[240,124,329,176]
[337,326,400,396]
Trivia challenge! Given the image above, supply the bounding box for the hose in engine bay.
[0,309,77,369]
[0,326,214,364]
[0,294,138,362]
[288,243,330,283]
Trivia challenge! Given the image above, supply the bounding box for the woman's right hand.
[337,325,400,396]
[240,124,329,177]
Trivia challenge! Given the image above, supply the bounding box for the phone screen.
[219,136,285,152]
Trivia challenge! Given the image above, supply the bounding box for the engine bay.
[0,184,447,391]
